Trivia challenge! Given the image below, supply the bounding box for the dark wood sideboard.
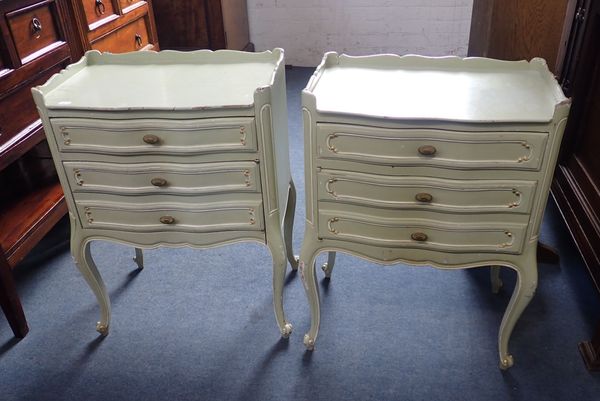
[0,0,75,338]
[152,0,252,51]
[0,0,158,338]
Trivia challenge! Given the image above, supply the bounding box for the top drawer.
[7,1,63,63]
[316,124,548,171]
[50,117,257,155]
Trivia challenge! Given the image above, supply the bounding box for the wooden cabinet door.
[468,0,574,74]
[151,0,249,51]
[553,0,600,290]
[152,0,211,50]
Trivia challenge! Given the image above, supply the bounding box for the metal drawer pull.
[159,216,175,225]
[415,192,433,203]
[151,177,167,187]
[135,34,143,48]
[31,18,42,37]
[95,0,106,15]
[418,145,437,156]
[142,134,159,144]
[411,232,428,242]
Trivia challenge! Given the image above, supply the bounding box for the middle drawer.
[63,161,260,195]
[317,169,536,214]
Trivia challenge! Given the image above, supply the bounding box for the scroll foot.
[96,322,109,336]
[499,354,514,370]
[281,322,293,338]
[304,334,315,351]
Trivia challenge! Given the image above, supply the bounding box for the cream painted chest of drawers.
[299,52,570,369]
[32,48,298,338]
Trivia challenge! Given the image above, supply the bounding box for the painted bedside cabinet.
[32,48,298,338]
[299,52,570,369]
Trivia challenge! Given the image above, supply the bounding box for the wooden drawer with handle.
[0,63,64,149]
[80,0,118,30]
[90,14,152,52]
[7,0,64,63]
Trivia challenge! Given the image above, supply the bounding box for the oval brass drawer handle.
[411,232,428,242]
[159,215,175,225]
[415,192,433,203]
[142,134,160,144]
[418,145,437,156]
[151,177,167,187]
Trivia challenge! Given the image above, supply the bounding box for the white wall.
[247,0,473,66]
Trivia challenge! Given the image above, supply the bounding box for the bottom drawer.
[318,208,527,254]
[76,199,264,233]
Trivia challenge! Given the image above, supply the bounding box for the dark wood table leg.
[579,322,600,371]
[537,242,560,264]
[0,257,28,338]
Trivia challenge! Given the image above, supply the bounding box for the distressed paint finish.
[32,49,297,338]
[300,52,570,369]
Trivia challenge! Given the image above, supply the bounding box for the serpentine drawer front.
[317,170,537,214]
[316,124,548,170]
[76,199,264,232]
[63,161,261,195]
[300,52,570,370]
[317,210,527,255]
[32,49,297,339]
[51,117,257,154]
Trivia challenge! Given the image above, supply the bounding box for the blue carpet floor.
[2,67,600,401]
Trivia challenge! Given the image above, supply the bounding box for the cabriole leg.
[267,233,293,338]
[133,248,144,269]
[321,252,336,278]
[71,223,111,336]
[284,180,299,271]
[498,249,538,369]
[300,244,320,350]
